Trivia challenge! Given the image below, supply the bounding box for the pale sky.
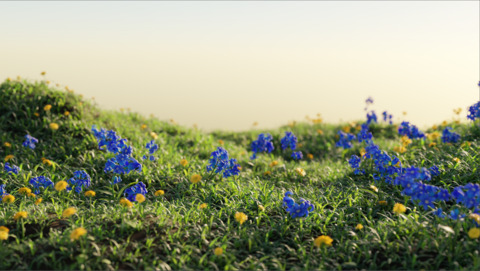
[0,1,478,131]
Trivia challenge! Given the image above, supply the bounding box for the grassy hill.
[1,78,480,270]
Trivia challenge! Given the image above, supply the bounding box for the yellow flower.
[27,193,36,198]
[432,125,438,130]
[41,71,46,76]
[468,228,480,239]
[429,142,437,147]
[49,123,59,130]
[136,194,145,203]
[355,224,364,230]
[35,198,42,205]
[55,181,68,191]
[3,142,11,148]
[453,108,462,115]
[13,211,27,221]
[120,198,133,208]
[307,153,314,160]
[84,190,96,197]
[393,203,406,214]
[462,141,472,148]
[64,111,70,116]
[199,203,208,209]
[342,126,351,133]
[360,148,366,158]
[4,155,14,162]
[264,171,271,176]
[314,235,333,247]
[0,231,7,241]
[453,157,461,164]
[378,200,387,206]
[393,146,407,154]
[234,212,248,225]
[442,120,448,126]
[18,187,31,195]
[62,207,77,218]
[317,129,324,135]
[70,227,87,241]
[252,121,258,126]
[2,195,15,204]
[370,185,378,193]
[426,132,440,141]
[270,161,279,167]
[295,168,306,177]
[469,214,480,225]
[141,124,147,130]
[218,140,224,145]
[44,104,52,111]
[180,159,188,167]
[155,190,165,196]
[0,226,9,232]
[258,205,265,212]
[402,111,407,116]
[150,132,158,139]
[214,247,224,256]
[190,174,202,184]
[34,112,39,117]
[42,158,53,166]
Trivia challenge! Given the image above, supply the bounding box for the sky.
[0,1,478,131]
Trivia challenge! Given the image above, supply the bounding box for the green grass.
[1,78,480,270]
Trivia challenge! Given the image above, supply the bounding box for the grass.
[1,78,480,270]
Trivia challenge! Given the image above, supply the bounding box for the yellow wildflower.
[13,211,27,221]
[426,132,440,141]
[55,181,68,191]
[120,198,133,208]
[393,203,406,214]
[49,123,59,130]
[258,205,265,212]
[314,235,333,247]
[370,185,378,193]
[41,71,46,76]
[2,195,15,204]
[234,212,248,225]
[360,148,366,157]
[214,247,224,256]
[468,228,480,239]
[62,207,76,218]
[199,203,207,209]
[355,224,364,230]
[0,226,9,232]
[136,194,145,203]
[453,157,460,164]
[141,124,147,130]
[402,111,407,116]
[342,126,351,133]
[453,108,462,115]
[42,158,53,166]
[469,214,480,225]
[84,190,96,197]
[429,142,437,147]
[442,120,448,126]
[307,153,314,160]
[401,136,412,147]
[44,104,52,111]
[155,190,165,196]
[218,140,224,145]
[35,198,42,205]
[378,200,387,206]
[190,174,202,184]
[432,125,438,130]
[3,142,11,148]
[150,132,158,139]
[393,146,407,154]
[70,227,87,241]
[4,155,14,162]
[462,141,472,148]
[253,122,258,126]
[34,112,39,117]
[64,111,70,116]
[317,129,324,135]
[270,161,279,167]
[18,187,31,195]
[264,171,271,176]
[27,193,36,198]
[295,168,306,177]
[0,231,7,241]
[180,159,188,166]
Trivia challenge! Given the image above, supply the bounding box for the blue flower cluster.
[23,134,38,149]
[29,176,54,194]
[207,147,240,178]
[452,184,480,209]
[467,101,480,121]
[398,121,425,139]
[364,96,374,111]
[143,140,159,161]
[356,123,373,144]
[282,191,315,218]
[348,155,364,175]
[111,176,122,185]
[4,162,19,175]
[382,111,393,124]
[366,111,377,125]
[124,181,148,202]
[291,151,303,160]
[335,131,356,149]
[251,133,274,159]
[280,132,297,151]
[92,126,142,175]
[67,170,92,193]
[441,127,461,143]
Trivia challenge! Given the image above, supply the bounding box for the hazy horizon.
[1,1,478,131]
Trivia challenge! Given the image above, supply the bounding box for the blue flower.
[282,191,314,218]
[110,176,122,185]
[336,131,356,149]
[467,101,480,121]
[357,123,373,144]
[280,132,297,151]
[22,134,38,149]
[29,176,54,194]
[349,155,361,169]
[124,181,148,202]
[0,184,6,198]
[4,162,19,175]
[398,121,424,139]
[433,208,445,218]
[291,151,303,160]
[251,133,274,159]
[146,140,159,154]
[449,208,465,220]
[382,111,393,124]
[206,147,240,178]
[441,127,461,143]
[67,170,91,193]
[366,111,377,125]
[429,165,440,177]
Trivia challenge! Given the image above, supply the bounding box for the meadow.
[1,77,480,270]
